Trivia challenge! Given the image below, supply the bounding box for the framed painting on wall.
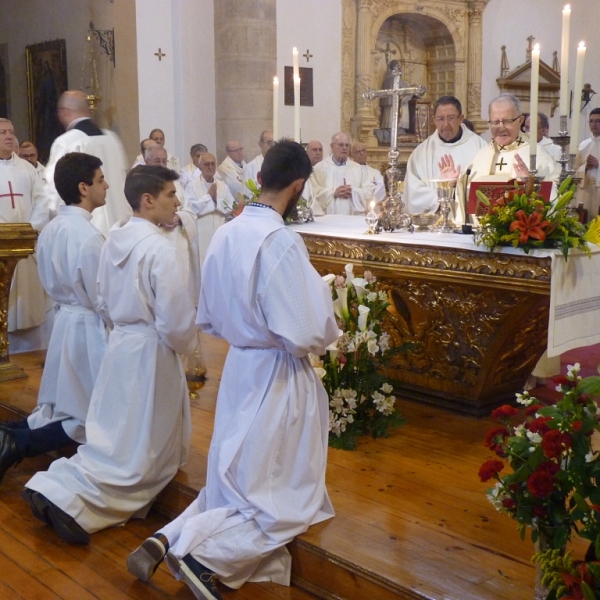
[25,39,68,164]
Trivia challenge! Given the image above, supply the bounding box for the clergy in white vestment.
[0,120,50,336]
[18,141,45,176]
[217,140,246,198]
[524,113,562,162]
[131,138,158,168]
[132,130,179,171]
[351,142,386,204]
[0,153,111,487]
[44,91,131,237]
[178,143,208,189]
[311,132,374,215]
[403,95,486,221]
[242,130,274,196]
[146,145,201,302]
[574,108,600,218]
[186,153,234,266]
[24,165,197,544]
[127,141,339,598]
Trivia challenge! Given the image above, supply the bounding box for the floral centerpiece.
[479,363,600,597]
[224,179,257,218]
[475,177,600,260]
[310,264,407,450]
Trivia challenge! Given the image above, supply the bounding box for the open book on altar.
[467,180,553,216]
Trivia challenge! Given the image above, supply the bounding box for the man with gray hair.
[441,94,559,187]
[179,143,208,189]
[217,140,246,198]
[242,130,274,195]
[311,132,373,214]
[44,90,131,236]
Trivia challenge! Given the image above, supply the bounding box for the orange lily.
[509,210,549,243]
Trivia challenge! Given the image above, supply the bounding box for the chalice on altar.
[365,200,378,234]
[431,179,455,233]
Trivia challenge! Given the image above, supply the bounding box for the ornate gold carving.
[468,83,481,117]
[341,0,357,132]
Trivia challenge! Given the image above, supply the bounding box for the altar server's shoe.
[127,536,167,582]
[22,488,90,545]
[0,426,22,485]
[165,551,223,600]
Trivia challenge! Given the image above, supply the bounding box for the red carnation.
[537,461,560,476]
[502,498,517,511]
[527,470,555,498]
[541,430,572,459]
[491,404,519,420]
[572,421,583,432]
[525,404,543,416]
[484,426,510,450]
[478,459,505,482]
[554,374,576,388]
[526,416,552,435]
[532,505,547,518]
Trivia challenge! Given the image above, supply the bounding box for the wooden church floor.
[0,335,589,599]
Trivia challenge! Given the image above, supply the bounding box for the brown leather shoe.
[0,426,21,485]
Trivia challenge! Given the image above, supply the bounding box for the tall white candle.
[273,77,279,141]
[529,44,540,156]
[292,47,299,81]
[294,76,301,141]
[560,5,571,117]
[570,42,586,153]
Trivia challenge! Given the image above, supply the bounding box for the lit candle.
[294,76,301,142]
[273,77,279,141]
[570,41,586,154]
[529,44,540,156]
[560,5,571,117]
[370,200,375,211]
[292,47,299,81]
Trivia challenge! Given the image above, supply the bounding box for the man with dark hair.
[574,107,600,217]
[404,95,486,220]
[148,128,179,170]
[18,141,45,174]
[0,152,109,485]
[179,143,209,188]
[127,141,339,599]
[24,165,197,545]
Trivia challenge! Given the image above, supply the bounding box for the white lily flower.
[586,451,595,463]
[345,264,355,283]
[526,431,542,444]
[358,305,370,331]
[516,391,534,406]
[567,363,581,378]
[366,291,378,302]
[322,273,336,287]
[352,277,369,300]
[333,286,349,320]
[514,424,526,437]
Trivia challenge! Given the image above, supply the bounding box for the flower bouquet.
[475,177,600,260]
[310,264,407,450]
[225,179,257,218]
[479,363,600,597]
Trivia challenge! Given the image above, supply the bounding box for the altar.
[292,216,600,416]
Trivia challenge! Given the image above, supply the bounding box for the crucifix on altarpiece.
[363,66,426,232]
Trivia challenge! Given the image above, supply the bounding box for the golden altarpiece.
[341,0,489,171]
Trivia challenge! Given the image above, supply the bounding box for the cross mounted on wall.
[154,48,166,61]
[303,49,313,62]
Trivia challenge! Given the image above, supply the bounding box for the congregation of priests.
[0,84,598,598]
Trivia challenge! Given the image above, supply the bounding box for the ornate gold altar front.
[299,229,550,416]
[0,224,37,381]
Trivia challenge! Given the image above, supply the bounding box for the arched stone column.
[467,0,489,133]
[214,1,276,162]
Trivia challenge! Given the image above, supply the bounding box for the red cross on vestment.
[0,181,23,209]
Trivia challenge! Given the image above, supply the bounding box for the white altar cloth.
[291,215,600,358]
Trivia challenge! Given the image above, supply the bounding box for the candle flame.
[534,43,540,51]
[295,76,301,84]
[564,4,570,11]
[273,76,278,84]
[370,201,375,210]
[293,47,298,54]
[579,41,586,49]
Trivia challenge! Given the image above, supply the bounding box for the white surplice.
[539,136,562,162]
[186,176,233,265]
[133,150,179,171]
[574,136,600,218]
[218,155,246,199]
[0,154,50,332]
[159,205,339,589]
[45,128,132,236]
[360,163,386,204]
[28,205,108,443]
[311,155,374,215]
[242,154,264,196]
[404,125,487,219]
[26,217,197,533]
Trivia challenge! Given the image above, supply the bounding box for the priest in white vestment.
[24,165,196,544]
[131,138,158,168]
[217,140,246,199]
[186,153,234,265]
[242,130,273,196]
[574,108,600,218]
[178,143,208,189]
[44,91,131,237]
[18,141,45,176]
[311,132,374,215]
[0,153,111,487]
[404,96,486,222]
[524,113,562,162]
[0,120,50,338]
[127,141,339,599]
[351,142,386,204]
